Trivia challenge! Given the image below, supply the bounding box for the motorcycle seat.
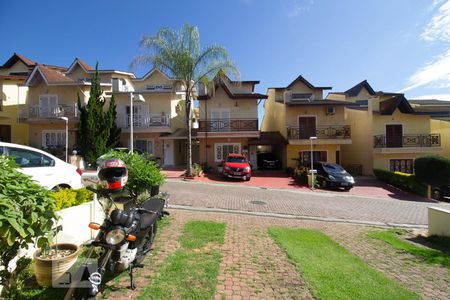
[141,198,165,215]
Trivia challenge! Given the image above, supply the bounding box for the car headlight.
[345,176,355,183]
[244,166,251,171]
[328,175,336,181]
[224,166,231,171]
[105,228,125,245]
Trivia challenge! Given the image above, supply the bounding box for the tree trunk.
[185,90,193,177]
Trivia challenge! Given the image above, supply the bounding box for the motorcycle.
[64,159,168,299]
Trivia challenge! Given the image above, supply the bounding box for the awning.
[248,131,287,145]
[159,128,198,140]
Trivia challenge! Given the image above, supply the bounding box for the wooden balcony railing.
[373,134,441,148]
[287,125,351,139]
[19,104,78,119]
[198,119,258,132]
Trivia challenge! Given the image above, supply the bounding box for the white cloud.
[421,0,450,42]
[401,49,450,92]
[410,94,450,100]
[288,0,313,18]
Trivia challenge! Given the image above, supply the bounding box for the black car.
[432,185,450,201]
[257,153,281,169]
[313,162,355,190]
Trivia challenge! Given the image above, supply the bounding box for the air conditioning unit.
[326,106,335,115]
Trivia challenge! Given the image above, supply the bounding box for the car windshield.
[323,163,345,173]
[226,156,246,163]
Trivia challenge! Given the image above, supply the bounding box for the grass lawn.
[138,220,226,300]
[269,227,420,300]
[368,229,450,268]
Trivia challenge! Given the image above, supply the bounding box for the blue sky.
[1,0,449,121]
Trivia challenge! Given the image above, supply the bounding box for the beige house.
[327,80,445,175]
[261,75,351,169]
[196,75,267,169]
[0,53,34,144]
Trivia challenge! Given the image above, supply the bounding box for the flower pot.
[33,243,80,287]
[150,185,160,196]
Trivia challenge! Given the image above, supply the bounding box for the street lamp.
[129,92,145,153]
[60,117,68,163]
[310,136,317,190]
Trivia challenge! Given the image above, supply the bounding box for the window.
[390,159,414,174]
[7,147,54,168]
[385,124,403,148]
[298,116,316,139]
[211,109,230,132]
[42,131,65,148]
[39,95,58,118]
[299,151,327,167]
[215,143,240,162]
[0,146,3,155]
[135,139,154,155]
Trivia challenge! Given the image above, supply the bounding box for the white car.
[0,142,83,191]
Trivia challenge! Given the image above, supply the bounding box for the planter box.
[428,206,450,237]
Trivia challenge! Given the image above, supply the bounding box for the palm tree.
[132,23,239,176]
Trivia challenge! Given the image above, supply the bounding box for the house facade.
[327,80,444,175]
[261,75,352,169]
[0,53,33,144]
[196,75,267,169]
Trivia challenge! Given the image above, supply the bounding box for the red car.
[222,153,252,181]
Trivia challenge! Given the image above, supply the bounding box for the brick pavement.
[103,209,449,300]
[163,180,450,226]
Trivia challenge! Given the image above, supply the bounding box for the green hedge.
[414,155,450,186]
[373,169,427,197]
[51,188,94,211]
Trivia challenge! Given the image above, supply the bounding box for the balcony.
[19,104,78,121]
[287,125,351,140]
[198,119,258,132]
[373,134,441,149]
[117,113,170,129]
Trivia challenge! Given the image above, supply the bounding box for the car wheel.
[343,187,352,191]
[52,184,71,192]
[245,177,251,181]
[432,188,442,200]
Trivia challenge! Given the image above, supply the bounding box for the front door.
[386,124,403,148]
[0,125,11,142]
[164,140,174,166]
[298,116,316,139]
[211,109,230,132]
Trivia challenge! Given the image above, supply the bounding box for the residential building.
[197,74,267,169]
[261,75,351,169]
[327,80,445,175]
[0,53,34,144]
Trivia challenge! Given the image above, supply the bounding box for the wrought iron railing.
[18,104,78,119]
[373,134,441,148]
[117,113,170,128]
[287,125,351,139]
[198,119,258,132]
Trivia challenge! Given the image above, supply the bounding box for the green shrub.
[192,163,203,177]
[293,166,308,185]
[51,188,94,210]
[373,169,427,196]
[414,155,450,186]
[100,150,165,196]
[0,156,57,298]
[75,188,93,206]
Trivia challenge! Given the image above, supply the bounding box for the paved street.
[162,179,450,226]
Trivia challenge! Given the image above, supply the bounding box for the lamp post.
[310,136,317,190]
[60,117,68,163]
[129,92,145,153]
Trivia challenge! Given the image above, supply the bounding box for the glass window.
[226,156,246,163]
[0,146,3,155]
[390,159,414,174]
[135,140,154,155]
[8,147,54,168]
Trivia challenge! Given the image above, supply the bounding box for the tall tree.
[77,63,119,165]
[106,94,121,148]
[132,23,239,176]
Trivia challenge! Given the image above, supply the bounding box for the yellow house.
[261,75,351,169]
[196,74,267,169]
[327,80,444,175]
[0,53,34,144]
[108,68,190,166]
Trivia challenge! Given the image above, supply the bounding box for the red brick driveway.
[162,168,433,202]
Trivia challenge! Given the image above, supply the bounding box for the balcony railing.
[198,119,258,132]
[287,125,351,139]
[19,104,78,119]
[373,134,441,148]
[117,113,170,129]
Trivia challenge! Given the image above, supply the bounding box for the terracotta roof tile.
[38,65,75,84]
[76,58,94,71]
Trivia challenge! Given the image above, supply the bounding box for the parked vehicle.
[222,153,252,181]
[257,152,281,169]
[313,162,355,190]
[0,142,83,191]
[432,185,450,201]
[65,158,168,299]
